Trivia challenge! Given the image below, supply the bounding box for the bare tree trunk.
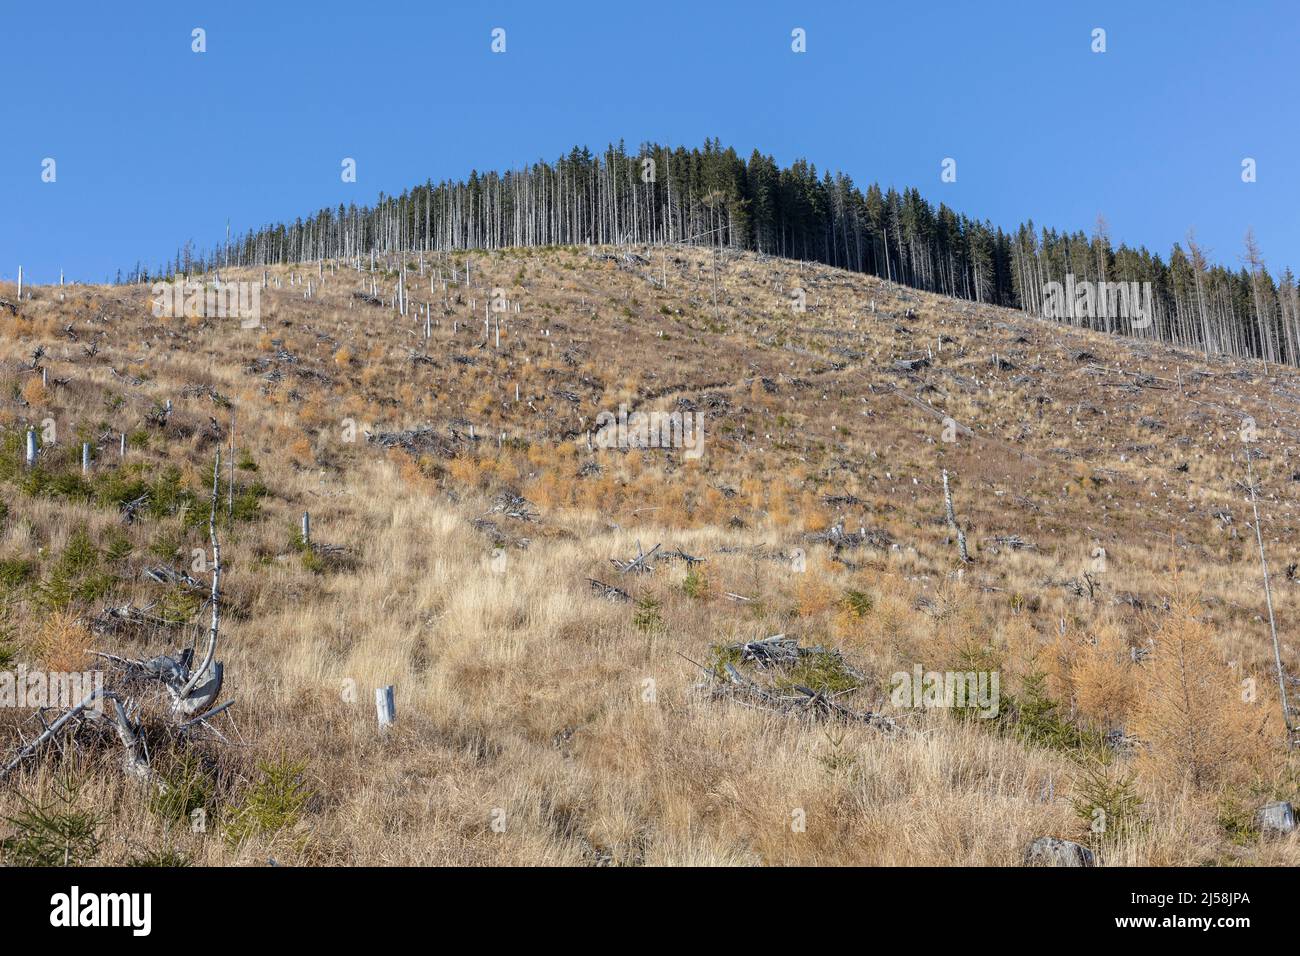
[942,469,970,563]
[181,453,222,701]
[1247,449,1293,740]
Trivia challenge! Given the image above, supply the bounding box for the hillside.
[1,244,1298,865]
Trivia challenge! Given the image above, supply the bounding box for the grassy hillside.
[0,244,1297,865]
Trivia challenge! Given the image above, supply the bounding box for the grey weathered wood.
[1246,450,1292,738]
[375,685,396,730]
[942,469,970,563]
[613,541,661,574]
[109,697,153,781]
[178,452,224,707]
[0,688,104,781]
[227,414,235,522]
[1025,837,1094,867]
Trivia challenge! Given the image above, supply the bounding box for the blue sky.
[1,0,1295,284]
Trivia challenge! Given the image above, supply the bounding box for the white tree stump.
[375,685,396,731]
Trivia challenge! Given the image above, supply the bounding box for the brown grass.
[0,246,1297,865]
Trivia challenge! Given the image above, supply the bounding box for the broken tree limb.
[178,700,235,734]
[179,451,223,706]
[889,385,973,437]
[942,469,971,563]
[612,541,660,574]
[0,688,104,782]
[588,578,631,602]
[660,548,705,566]
[109,697,154,782]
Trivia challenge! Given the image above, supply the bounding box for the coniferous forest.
[133,138,1300,367]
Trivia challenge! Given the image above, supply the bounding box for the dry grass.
[0,246,1297,865]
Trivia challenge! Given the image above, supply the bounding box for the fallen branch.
[588,578,631,602]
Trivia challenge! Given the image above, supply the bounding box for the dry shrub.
[928,587,1002,674]
[20,377,47,406]
[297,394,331,430]
[288,436,314,465]
[795,576,836,617]
[801,498,831,533]
[831,582,875,641]
[767,478,796,528]
[525,443,554,469]
[34,610,92,672]
[446,455,483,488]
[396,453,431,487]
[1071,622,1138,733]
[858,587,918,663]
[1134,602,1277,792]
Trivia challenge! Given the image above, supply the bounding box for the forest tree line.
[125,139,1300,366]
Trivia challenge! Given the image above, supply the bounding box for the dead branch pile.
[470,517,530,551]
[143,565,205,590]
[367,425,462,457]
[660,548,705,566]
[489,491,538,522]
[2,453,234,788]
[611,541,660,574]
[89,602,173,638]
[407,349,436,366]
[689,635,899,731]
[822,493,864,507]
[696,641,898,733]
[588,578,630,602]
[806,522,893,551]
[118,492,151,524]
[985,535,1037,552]
[726,634,865,679]
[891,357,930,374]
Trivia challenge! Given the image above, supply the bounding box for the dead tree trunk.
[174,452,224,712]
[942,469,970,563]
[1246,449,1293,740]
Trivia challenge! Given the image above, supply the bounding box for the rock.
[1257,801,1296,835]
[1025,837,1094,867]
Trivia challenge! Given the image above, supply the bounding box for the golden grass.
[0,246,1297,865]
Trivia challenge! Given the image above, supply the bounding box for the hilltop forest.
[130,139,1300,367]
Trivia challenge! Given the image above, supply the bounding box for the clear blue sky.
[1,0,1295,284]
